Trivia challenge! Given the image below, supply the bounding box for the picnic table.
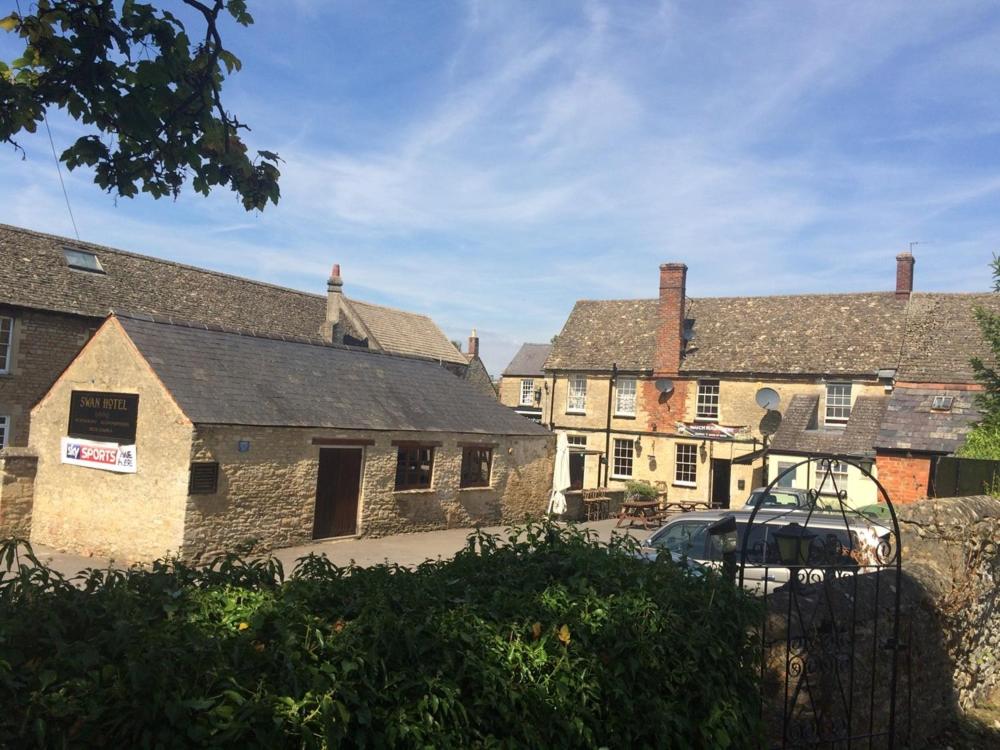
[662,500,712,514]
[616,499,666,530]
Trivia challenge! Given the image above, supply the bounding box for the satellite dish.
[759,410,782,436]
[755,387,780,410]
[654,378,674,394]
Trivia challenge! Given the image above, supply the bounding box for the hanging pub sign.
[675,422,744,440]
[68,391,139,443]
[61,437,137,474]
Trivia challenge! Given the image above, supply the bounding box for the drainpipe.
[604,363,617,487]
[548,374,557,430]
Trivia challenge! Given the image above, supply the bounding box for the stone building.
[540,254,1000,507]
[497,343,551,422]
[25,315,552,562]
[0,223,479,449]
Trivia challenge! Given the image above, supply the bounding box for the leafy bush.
[0,522,761,748]
[623,480,659,501]
[957,425,1000,460]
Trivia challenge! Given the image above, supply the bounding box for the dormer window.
[931,395,954,412]
[63,247,104,274]
[825,382,852,424]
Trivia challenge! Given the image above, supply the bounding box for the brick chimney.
[895,252,915,299]
[654,263,687,375]
[322,263,344,342]
[467,328,480,359]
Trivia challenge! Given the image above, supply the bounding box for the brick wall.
[0,306,96,446]
[875,452,932,504]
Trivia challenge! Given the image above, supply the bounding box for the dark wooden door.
[711,459,731,508]
[314,448,363,538]
[569,452,585,490]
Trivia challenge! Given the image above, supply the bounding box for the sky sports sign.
[61,437,137,474]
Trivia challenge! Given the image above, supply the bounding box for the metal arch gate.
[738,455,904,749]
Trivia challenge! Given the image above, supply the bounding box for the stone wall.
[0,306,96,446]
[28,320,193,562]
[184,425,553,562]
[0,448,37,537]
[876,451,932,504]
[760,494,1000,746]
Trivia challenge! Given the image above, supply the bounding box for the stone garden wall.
[761,495,1000,746]
[0,449,37,538]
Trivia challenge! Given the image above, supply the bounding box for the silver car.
[742,486,815,509]
[640,508,891,592]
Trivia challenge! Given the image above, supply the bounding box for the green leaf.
[0,14,19,32]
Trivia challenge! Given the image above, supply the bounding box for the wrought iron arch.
[738,454,904,749]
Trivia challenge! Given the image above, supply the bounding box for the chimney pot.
[322,262,344,342]
[895,252,914,299]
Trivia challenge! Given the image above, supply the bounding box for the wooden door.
[313,448,363,538]
[569,452,585,490]
[711,459,732,508]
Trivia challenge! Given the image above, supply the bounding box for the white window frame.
[776,461,797,488]
[0,315,12,374]
[815,458,848,497]
[566,434,587,448]
[674,443,698,486]
[519,378,535,406]
[63,247,104,273]
[611,438,634,479]
[615,377,637,417]
[0,415,8,449]
[566,375,587,413]
[825,382,852,424]
[696,379,720,421]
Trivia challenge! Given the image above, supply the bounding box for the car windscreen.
[648,521,709,559]
[745,490,804,508]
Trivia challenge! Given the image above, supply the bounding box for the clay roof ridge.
[110,311,456,366]
[0,222,325,302]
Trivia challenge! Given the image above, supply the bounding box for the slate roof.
[546,300,658,371]
[875,388,980,453]
[897,293,1000,384]
[0,223,464,364]
[546,293,908,376]
[116,315,548,436]
[503,343,552,376]
[769,394,888,457]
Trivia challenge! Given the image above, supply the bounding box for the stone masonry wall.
[184,426,553,563]
[0,306,96,447]
[875,452,932,504]
[0,448,37,538]
[761,495,1000,746]
[28,321,192,562]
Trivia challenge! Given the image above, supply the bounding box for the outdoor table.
[662,500,711,514]
[616,499,665,529]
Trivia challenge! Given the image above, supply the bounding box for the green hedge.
[0,523,761,748]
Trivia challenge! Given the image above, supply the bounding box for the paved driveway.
[22,519,646,579]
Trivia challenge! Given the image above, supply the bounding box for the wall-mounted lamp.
[699,441,708,461]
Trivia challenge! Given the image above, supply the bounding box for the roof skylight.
[63,247,105,274]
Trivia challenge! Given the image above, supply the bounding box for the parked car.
[639,508,892,592]
[742,486,815,509]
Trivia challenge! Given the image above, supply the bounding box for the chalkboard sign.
[68,391,139,443]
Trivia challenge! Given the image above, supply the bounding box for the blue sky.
[3,0,1000,375]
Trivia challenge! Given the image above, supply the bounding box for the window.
[696,380,720,420]
[0,316,11,374]
[612,438,634,478]
[395,445,434,490]
[567,375,587,413]
[566,435,587,448]
[63,247,104,273]
[815,459,848,496]
[651,521,708,559]
[674,443,697,485]
[825,383,852,423]
[460,447,493,488]
[615,377,637,416]
[188,462,219,494]
[776,461,796,488]
[519,379,535,406]
[931,395,954,412]
[0,415,8,448]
